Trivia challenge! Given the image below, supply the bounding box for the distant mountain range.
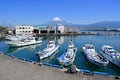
[42,17,75,26]
[40,17,120,30]
[1,17,120,30]
[80,21,120,30]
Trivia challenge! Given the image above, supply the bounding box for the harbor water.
[0,35,120,75]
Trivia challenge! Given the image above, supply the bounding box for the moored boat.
[6,37,42,47]
[36,40,59,59]
[82,44,109,66]
[57,40,77,66]
[5,34,27,41]
[99,45,120,67]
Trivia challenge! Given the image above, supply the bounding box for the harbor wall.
[3,53,109,76]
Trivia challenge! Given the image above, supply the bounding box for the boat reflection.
[58,36,64,45]
[43,36,64,45]
[39,48,59,63]
[81,51,104,71]
[7,44,41,53]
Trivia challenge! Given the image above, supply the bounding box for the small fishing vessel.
[6,37,42,47]
[36,40,59,59]
[99,45,120,67]
[5,34,27,41]
[57,40,77,66]
[82,44,109,66]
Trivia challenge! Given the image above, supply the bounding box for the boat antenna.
[70,27,74,43]
[119,46,120,52]
[90,36,93,44]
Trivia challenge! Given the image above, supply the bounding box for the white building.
[16,26,34,34]
[58,24,65,33]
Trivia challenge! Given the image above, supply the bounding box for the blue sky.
[0,0,120,25]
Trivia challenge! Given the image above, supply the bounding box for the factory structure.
[15,24,66,35]
[15,26,34,34]
[34,24,65,34]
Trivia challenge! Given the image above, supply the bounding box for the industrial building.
[15,26,34,34]
[34,24,65,34]
[15,24,65,35]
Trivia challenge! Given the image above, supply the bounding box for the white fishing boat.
[99,45,120,67]
[82,44,109,66]
[57,40,77,66]
[36,40,59,59]
[5,34,27,41]
[6,37,42,47]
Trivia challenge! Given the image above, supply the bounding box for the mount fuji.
[41,17,76,26]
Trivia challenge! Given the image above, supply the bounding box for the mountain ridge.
[40,19,120,29]
[1,17,120,29]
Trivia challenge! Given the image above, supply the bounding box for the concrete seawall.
[0,52,116,80]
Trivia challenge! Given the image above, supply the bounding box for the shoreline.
[34,32,95,36]
[0,51,118,80]
[2,30,120,38]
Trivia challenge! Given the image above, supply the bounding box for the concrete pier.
[0,53,116,80]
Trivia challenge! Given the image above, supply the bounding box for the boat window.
[86,46,94,49]
[109,51,116,54]
[108,48,113,49]
[49,46,53,48]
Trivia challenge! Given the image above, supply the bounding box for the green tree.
[0,26,8,34]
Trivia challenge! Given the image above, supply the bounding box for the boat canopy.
[84,44,95,49]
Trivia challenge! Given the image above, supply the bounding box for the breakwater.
[0,52,115,80]
[3,52,110,76]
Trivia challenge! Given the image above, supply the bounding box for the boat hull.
[59,59,74,66]
[99,50,120,67]
[58,48,77,66]
[8,41,42,48]
[82,47,108,67]
[39,46,59,59]
[87,56,108,66]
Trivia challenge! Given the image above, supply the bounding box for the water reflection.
[39,50,59,63]
[0,35,120,75]
[7,44,41,53]
[58,36,64,44]
[42,36,64,43]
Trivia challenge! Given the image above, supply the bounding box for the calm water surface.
[0,35,120,75]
